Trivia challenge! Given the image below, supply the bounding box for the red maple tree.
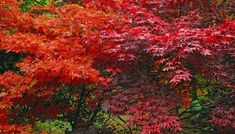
[0,0,234,133]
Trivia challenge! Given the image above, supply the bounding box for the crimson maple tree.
[0,0,234,133]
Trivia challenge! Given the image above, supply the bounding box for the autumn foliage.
[0,0,234,133]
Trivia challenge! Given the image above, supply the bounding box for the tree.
[0,0,234,133]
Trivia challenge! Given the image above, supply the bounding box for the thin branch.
[118,116,133,134]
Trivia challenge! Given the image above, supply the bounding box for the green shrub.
[35,120,72,134]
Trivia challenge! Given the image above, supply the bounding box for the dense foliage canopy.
[0,0,234,133]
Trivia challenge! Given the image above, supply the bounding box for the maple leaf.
[170,70,191,84]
